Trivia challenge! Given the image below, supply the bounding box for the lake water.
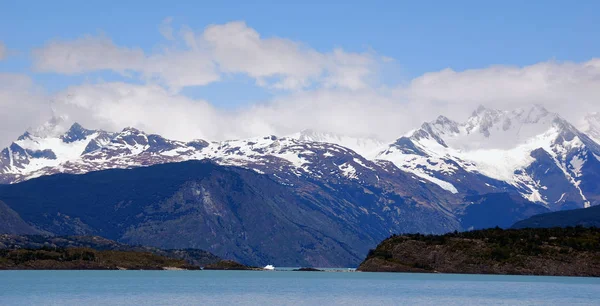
[0,271,599,305]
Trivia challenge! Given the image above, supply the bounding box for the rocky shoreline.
[357,227,600,277]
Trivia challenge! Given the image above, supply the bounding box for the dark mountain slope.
[0,160,457,267]
[0,201,44,235]
[459,193,551,230]
[512,205,600,229]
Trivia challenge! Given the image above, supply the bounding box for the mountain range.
[0,104,599,266]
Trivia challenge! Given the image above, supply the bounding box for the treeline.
[380,226,600,252]
[360,227,600,276]
[0,234,222,267]
[0,247,199,270]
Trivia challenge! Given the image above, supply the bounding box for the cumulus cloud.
[0,74,51,147]
[50,59,600,144]
[32,35,146,74]
[32,21,379,92]
[32,35,219,91]
[401,59,600,124]
[202,21,377,90]
[52,82,225,141]
[44,82,404,142]
[3,21,600,148]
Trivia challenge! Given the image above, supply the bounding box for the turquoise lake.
[0,271,599,305]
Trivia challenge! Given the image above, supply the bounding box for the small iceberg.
[263,265,275,271]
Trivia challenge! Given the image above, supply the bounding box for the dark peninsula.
[358,227,600,277]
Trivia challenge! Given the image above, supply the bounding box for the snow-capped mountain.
[4,104,600,214]
[373,105,600,210]
[0,118,463,236]
[0,119,454,210]
[0,121,209,184]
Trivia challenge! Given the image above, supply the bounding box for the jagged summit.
[0,121,399,191]
[3,105,600,212]
[375,105,600,209]
[410,104,564,151]
[120,126,144,134]
[61,123,96,143]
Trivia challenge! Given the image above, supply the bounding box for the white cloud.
[6,58,600,148]
[33,35,146,74]
[203,21,378,90]
[45,82,406,143]
[32,35,219,91]
[4,21,600,149]
[52,82,224,141]
[402,59,600,124]
[0,74,51,147]
[235,88,408,140]
[32,21,379,92]
[4,58,600,150]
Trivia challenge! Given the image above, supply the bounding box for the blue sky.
[0,0,599,145]
[2,0,599,107]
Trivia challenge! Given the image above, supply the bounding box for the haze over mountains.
[3,104,600,209]
[1,104,599,266]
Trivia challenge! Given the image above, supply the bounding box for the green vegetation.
[0,234,222,267]
[202,260,256,270]
[359,227,600,277]
[0,247,200,270]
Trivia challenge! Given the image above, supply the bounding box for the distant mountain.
[512,205,600,229]
[0,118,209,184]
[4,107,600,214]
[458,193,550,230]
[372,105,600,210]
[0,160,460,267]
[2,106,592,265]
[2,105,600,257]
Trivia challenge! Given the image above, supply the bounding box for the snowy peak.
[376,105,600,209]
[0,122,102,181]
[411,115,460,147]
[463,104,558,142]
[61,123,97,143]
[3,107,600,211]
[410,105,566,151]
[0,123,395,189]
